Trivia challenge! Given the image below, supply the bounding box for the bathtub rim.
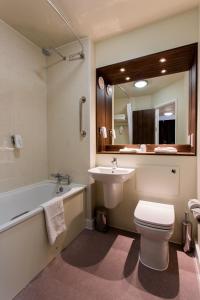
[0,179,74,199]
[0,180,86,233]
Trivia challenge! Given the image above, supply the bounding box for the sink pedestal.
[88,166,135,209]
[103,183,123,209]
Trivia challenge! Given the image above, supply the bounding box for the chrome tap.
[51,173,70,194]
[111,157,118,169]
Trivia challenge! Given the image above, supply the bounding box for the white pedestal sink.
[88,167,135,209]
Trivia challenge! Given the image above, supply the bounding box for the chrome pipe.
[69,51,85,61]
[42,47,66,61]
[52,48,66,60]
[117,85,130,99]
[45,0,84,56]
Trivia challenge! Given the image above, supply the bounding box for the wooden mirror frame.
[96,43,198,155]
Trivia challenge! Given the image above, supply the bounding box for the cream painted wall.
[47,38,95,183]
[95,9,198,243]
[96,9,198,67]
[0,20,48,192]
[152,76,189,144]
[114,95,152,144]
[47,38,95,219]
[115,95,152,116]
[133,96,152,111]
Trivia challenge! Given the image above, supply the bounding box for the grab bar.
[80,96,86,137]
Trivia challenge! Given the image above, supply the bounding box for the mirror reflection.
[113,71,189,145]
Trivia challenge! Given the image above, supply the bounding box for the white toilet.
[134,200,175,271]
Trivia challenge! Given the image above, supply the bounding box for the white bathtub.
[0,181,86,300]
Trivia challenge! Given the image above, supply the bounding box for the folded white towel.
[119,147,139,153]
[154,147,177,154]
[41,196,66,245]
[114,114,126,120]
[188,199,200,210]
[119,147,140,153]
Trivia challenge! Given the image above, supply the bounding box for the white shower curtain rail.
[117,85,130,99]
[45,0,85,58]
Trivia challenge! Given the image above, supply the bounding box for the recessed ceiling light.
[125,76,130,81]
[164,112,173,116]
[134,80,148,88]
[161,69,167,74]
[159,58,167,63]
[120,68,125,72]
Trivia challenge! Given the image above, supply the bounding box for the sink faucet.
[51,173,70,194]
[111,157,118,169]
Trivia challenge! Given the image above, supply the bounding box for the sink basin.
[88,166,135,209]
[88,167,134,183]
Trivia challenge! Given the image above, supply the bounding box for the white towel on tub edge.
[41,196,66,245]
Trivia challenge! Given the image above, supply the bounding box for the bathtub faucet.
[51,173,70,185]
[111,157,118,170]
[51,173,70,194]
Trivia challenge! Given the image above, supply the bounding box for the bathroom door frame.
[155,98,177,144]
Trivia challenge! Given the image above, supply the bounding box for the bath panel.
[0,181,86,300]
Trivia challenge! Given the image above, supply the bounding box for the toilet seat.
[134,218,173,230]
[134,200,175,271]
[134,200,174,229]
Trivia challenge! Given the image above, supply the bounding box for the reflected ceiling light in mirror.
[120,68,125,72]
[159,58,167,63]
[164,112,173,116]
[161,69,167,74]
[134,80,148,88]
[125,76,130,81]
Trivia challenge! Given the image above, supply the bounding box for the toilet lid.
[134,200,175,229]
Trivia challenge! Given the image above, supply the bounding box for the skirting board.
[85,218,94,230]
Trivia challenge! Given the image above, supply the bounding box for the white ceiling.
[115,72,187,98]
[0,0,198,48]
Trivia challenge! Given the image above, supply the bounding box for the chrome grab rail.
[80,96,86,137]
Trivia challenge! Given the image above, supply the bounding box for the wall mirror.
[113,71,188,145]
[96,44,197,155]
